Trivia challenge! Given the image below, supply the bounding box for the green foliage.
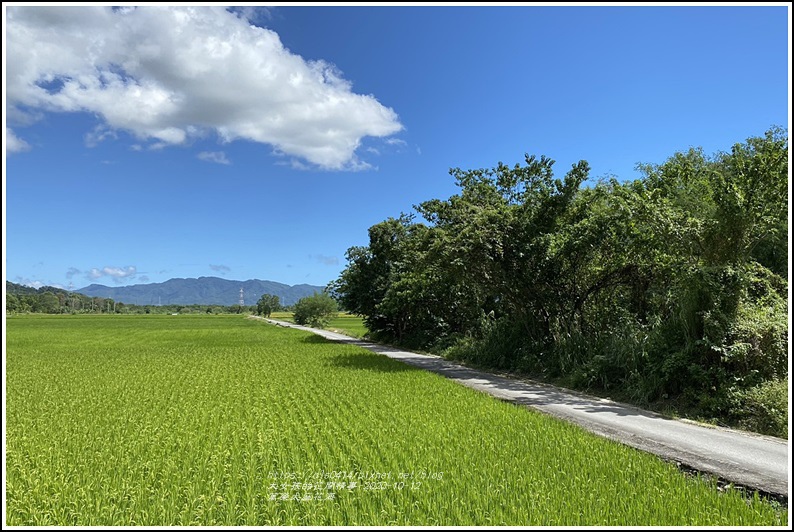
[5,315,785,525]
[5,281,261,316]
[33,292,61,314]
[716,263,788,384]
[5,283,109,315]
[256,294,281,317]
[727,379,789,439]
[5,293,23,313]
[333,128,789,436]
[292,292,338,328]
[708,127,788,265]
[441,317,530,370]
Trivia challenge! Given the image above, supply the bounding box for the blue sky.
[3,4,790,292]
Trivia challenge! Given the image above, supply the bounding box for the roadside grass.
[5,315,786,526]
[270,311,368,339]
[324,314,368,338]
[269,310,294,321]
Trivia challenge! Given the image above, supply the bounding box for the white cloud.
[6,6,403,170]
[209,264,231,274]
[7,106,44,127]
[17,278,44,289]
[86,265,138,283]
[104,266,137,278]
[313,254,340,266]
[6,128,31,153]
[198,151,231,165]
[84,125,118,147]
[231,6,272,25]
[286,155,373,172]
[14,277,64,290]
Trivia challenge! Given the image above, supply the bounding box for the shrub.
[293,292,338,328]
[717,265,788,385]
[729,379,788,439]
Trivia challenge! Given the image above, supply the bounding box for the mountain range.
[76,277,325,306]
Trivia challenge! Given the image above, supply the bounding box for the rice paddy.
[270,311,368,338]
[323,314,369,338]
[4,314,787,525]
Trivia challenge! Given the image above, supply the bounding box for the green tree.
[415,155,591,347]
[256,294,281,317]
[293,292,338,328]
[6,293,21,313]
[329,215,453,345]
[35,292,62,314]
[332,128,788,433]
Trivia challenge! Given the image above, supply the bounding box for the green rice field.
[270,311,368,338]
[323,314,369,338]
[5,315,787,526]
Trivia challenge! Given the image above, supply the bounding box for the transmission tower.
[239,287,245,306]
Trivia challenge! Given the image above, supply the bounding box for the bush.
[717,264,788,384]
[442,318,533,372]
[728,379,788,439]
[293,293,338,329]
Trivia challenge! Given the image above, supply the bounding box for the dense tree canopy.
[332,128,788,435]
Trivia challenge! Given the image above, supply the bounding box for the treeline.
[331,128,788,437]
[5,282,257,315]
[255,292,339,328]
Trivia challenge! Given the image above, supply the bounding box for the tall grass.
[5,315,786,526]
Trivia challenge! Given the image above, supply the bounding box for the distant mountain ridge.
[76,277,325,306]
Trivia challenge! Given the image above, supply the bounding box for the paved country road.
[258,317,790,500]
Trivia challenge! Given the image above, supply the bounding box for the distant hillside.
[6,281,42,295]
[75,277,324,306]
[6,280,80,299]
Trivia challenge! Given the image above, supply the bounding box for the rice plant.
[5,315,787,526]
